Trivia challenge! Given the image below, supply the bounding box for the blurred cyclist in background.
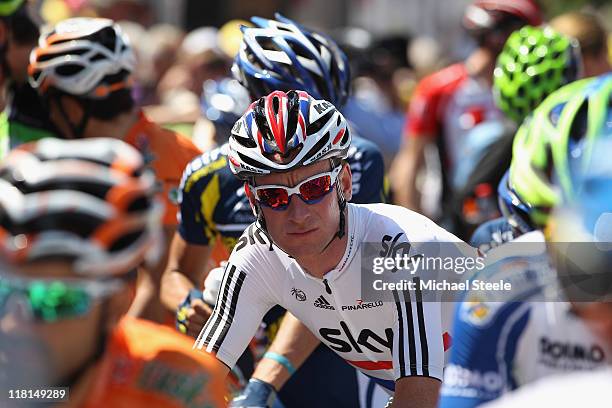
[27,17,202,323]
[551,11,611,78]
[0,0,57,156]
[479,95,612,408]
[0,138,226,407]
[461,25,583,250]
[161,13,387,408]
[453,11,610,245]
[440,73,612,408]
[190,77,251,151]
[389,0,542,231]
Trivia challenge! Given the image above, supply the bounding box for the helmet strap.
[246,180,273,242]
[319,161,347,253]
[54,93,92,139]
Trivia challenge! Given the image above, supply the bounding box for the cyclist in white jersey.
[194,90,474,407]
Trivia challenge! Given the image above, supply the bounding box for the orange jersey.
[83,317,227,407]
[125,112,202,226]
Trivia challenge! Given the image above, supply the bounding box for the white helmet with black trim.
[28,17,135,98]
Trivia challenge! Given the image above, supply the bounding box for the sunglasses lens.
[28,282,91,322]
[0,278,91,323]
[299,175,332,202]
[257,188,290,209]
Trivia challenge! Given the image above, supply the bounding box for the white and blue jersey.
[439,231,610,408]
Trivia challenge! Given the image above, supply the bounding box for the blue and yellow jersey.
[177,135,386,255]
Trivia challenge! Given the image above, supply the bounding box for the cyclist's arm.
[393,376,441,408]
[349,137,387,204]
[161,232,212,311]
[194,257,276,369]
[391,289,444,404]
[127,225,174,322]
[160,157,218,326]
[390,135,429,210]
[252,312,320,391]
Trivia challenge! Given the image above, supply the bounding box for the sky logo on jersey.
[319,321,393,354]
[379,232,412,273]
[314,295,335,310]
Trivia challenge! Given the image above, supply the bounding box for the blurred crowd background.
[23,0,612,161]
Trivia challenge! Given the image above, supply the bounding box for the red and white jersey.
[195,203,473,392]
[405,63,503,175]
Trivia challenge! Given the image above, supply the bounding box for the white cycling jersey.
[194,203,470,391]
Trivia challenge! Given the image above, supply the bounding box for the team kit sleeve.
[391,288,444,383]
[193,260,276,368]
[176,155,225,246]
[177,171,213,246]
[403,76,442,138]
[349,137,387,204]
[438,299,531,408]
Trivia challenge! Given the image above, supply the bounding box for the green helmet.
[0,0,24,17]
[494,25,582,123]
[507,74,612,228]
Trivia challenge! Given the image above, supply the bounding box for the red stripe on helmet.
[266,91,287,154]
[333,128,345,144]
[229,156,240,167]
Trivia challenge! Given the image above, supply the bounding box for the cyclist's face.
[46,95,84,139]
[0,261,129,386]
[257,161,352,260]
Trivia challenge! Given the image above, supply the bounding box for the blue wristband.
[263,351,296,375]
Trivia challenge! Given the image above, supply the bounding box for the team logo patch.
[460,296,502,327]
[314,295,335,310]
[291,288,307,302]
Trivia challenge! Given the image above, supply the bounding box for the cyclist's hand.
[176,289,212,338]
[229,378,277,408]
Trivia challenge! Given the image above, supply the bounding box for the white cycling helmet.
[28,17,135,98]
[0,138,163,276]
[228,89,351,180]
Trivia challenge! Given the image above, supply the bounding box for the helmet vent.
[303,132,330,160]
[234,134,257,148]
[341,128,350,145]
[306,110,334,135]
[568,100,589,143]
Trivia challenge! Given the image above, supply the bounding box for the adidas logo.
[314,295,335,310]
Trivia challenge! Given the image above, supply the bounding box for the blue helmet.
[497,170,534,234]
[232,13,350,108]
[200,78,250,138]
